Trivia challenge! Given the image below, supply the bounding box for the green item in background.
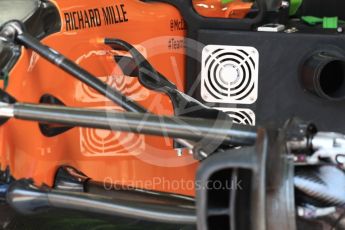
[301,16,324,25]
[323,17,338,29]
[301,16,345,29]
[221,0,234,4]
[289,0,303,15]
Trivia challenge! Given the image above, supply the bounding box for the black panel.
[296,0,345,20]
[190,30,345,132]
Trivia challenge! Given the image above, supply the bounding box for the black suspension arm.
[14,30,147,113]
[0,103,257,146]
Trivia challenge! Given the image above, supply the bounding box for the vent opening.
[319,60,345,99]
[208,215,230,230]
[206,168,252,230]
[302,52,345,101]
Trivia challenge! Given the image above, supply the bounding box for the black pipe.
[10,103,257,146]
[6,180,196,224]
[15,32,147,113]
[85,180,195,209]
[54,166,195,209]
[301,52,345,101]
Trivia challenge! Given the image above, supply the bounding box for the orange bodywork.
[0,0,198,196]
[193,0,253,19]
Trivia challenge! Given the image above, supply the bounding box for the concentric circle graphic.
[201,45,259,104]
[217,108,256,126]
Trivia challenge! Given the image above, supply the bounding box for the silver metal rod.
[0,102,14,117]
[0,102,257,146]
